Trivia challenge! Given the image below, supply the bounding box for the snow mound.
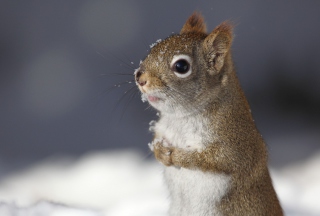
[0,201,102,216]
[0,150,168,216]
[0,149,319,216]
[271,152,320,216]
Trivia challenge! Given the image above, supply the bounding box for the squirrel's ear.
[203,22,233,74]
[180,12,207,34]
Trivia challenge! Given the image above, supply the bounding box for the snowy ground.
[0,150,319,216]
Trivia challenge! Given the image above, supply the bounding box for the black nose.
[135,70,142,80]
[135,70,146,86]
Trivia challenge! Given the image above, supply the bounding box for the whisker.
[111,84,136,114]
[119,87,139,120]
[106,80,134,91]
[118,52,135,66]
[93,80,135,109]
[144,104,153,111]
[97,51,135,70]
[98,73,134,77]
[140,35,152,51]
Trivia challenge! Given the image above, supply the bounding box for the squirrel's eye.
[174,60,190,74]
[171,54,192,78]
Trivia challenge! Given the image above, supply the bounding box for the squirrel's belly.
[164,166,230,216]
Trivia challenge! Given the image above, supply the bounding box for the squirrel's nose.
[135,70,147,86]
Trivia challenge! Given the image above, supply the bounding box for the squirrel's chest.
[153,115,209,150]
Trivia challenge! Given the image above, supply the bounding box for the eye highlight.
[170,54,192,78]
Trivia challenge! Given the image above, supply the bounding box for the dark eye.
[170,55,192,78]
[174,59,190,74]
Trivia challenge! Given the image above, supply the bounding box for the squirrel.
[134,12,283,216]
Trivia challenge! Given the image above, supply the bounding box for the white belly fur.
[165,166,230,216]
[154,115,230,216]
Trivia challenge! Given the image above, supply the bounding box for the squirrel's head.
[135,12,234,115]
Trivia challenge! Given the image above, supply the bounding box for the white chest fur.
[154,114,208,150]
[153,114,230,216]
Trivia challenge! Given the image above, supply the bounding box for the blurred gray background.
[1,0,320,175]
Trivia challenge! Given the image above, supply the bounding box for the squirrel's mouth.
[147,95,160,102]
[142,92,164,104]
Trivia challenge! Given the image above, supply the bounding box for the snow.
[140,93,147,103]
[133,67,140,76]
[149,39,162,49]
[148,138,165,152]
[149,120,157,132]
[0,201,102,216]
[0,150,319,216]
[271,153,320,216]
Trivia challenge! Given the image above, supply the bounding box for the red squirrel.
[135,12,283,216]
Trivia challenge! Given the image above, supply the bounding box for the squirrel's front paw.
[153,141,173,166]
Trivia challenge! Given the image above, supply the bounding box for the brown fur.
[137,12,283,215]
[180,12,207,34]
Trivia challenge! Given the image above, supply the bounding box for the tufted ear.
[203,22,233,74]
[180,12,207,34]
